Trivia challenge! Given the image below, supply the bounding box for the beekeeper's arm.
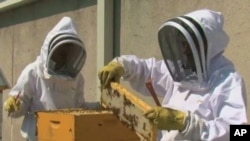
[181,82,248,141]
[4,64,35,118]
[98,55,170,96]
[144,78,248,141]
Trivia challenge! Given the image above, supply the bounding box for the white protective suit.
[6,17,86,141]
[114,9,248,141]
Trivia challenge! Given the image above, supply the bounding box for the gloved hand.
[98,61,125,88]
[4,96,21,113]
[144,106,187,131]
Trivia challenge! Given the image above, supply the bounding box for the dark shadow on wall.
[113,0,121,57]
[0,0,97,28]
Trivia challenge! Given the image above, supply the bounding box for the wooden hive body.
[37,83,157,141]
[101,83,158,141]
[37,109,141,141]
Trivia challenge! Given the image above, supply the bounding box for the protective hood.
[37,16,86,80]
[158,9,229,91]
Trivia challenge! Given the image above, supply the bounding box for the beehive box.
[101,83,157,141]
[37,109,141,141]
[37,82,157,141]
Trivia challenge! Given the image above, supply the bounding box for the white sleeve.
[181,82,248,141]
[115,55,170,96]
[7,64,36,118]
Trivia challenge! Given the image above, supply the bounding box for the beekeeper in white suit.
[4,16,86,141]
[98,9,248,141]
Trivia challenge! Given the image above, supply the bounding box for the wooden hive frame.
[101,82,158,141]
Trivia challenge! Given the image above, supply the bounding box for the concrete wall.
[0,0,97,140]
[118,0,250,121]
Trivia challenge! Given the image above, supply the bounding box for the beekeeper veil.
[38,17,86,80]
[158,9,230,91]
[46,33,86,79]
[158,14,208,91]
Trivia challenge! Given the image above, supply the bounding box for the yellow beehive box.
[36,109,141,141]
[37,83,157,141]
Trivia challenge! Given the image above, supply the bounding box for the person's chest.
[165,86,213,120]
[33,78,78,110]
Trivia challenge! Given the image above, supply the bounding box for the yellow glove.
[4,96,21,113]
[98,61,125,88]
[144,106,187,131]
